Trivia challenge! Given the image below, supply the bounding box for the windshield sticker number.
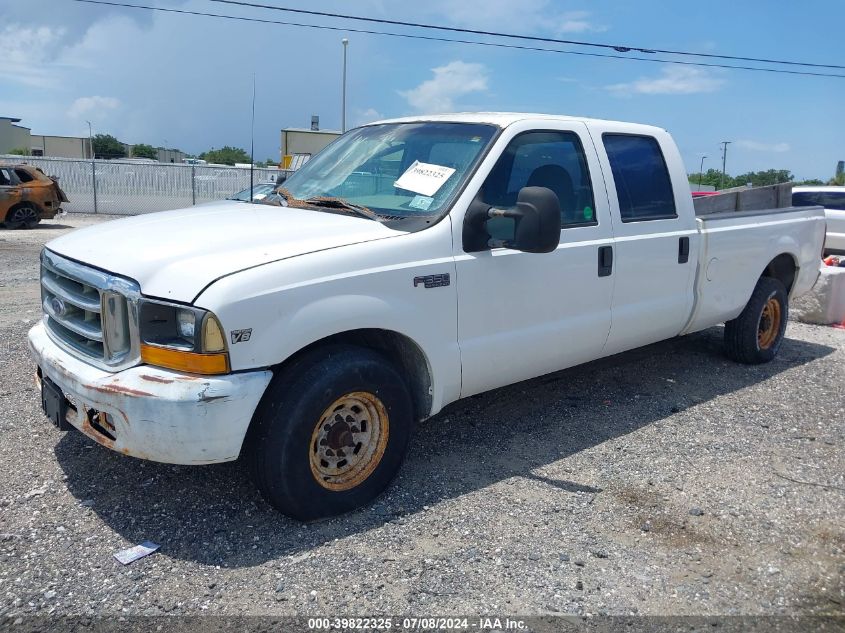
[394,160,456,197]
[409,195,434,211]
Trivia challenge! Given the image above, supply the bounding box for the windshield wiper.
[303,197,382,222]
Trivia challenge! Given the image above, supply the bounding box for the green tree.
[688,168,726,189]
[829,173,845,186]
[198,146,250,165]
[92,133,126,159]
[731,169,793,187]
[7,147,28,156]
[132,143,158,160]
[796,178,825,186]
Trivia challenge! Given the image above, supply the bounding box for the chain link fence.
[1,155,292,215]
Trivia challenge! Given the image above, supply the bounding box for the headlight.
[138,300,229,375]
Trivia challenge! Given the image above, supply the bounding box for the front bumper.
[28,321,273,464]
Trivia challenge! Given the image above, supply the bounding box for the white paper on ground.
[114,541,160,565]
[394,160,456,197]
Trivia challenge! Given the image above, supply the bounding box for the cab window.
[602,134,677,222]
[478,131,597,241]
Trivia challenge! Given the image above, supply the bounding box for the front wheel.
[246,345,413,521]
[724,277,788,364]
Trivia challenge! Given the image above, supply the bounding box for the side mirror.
[462,186,562,254]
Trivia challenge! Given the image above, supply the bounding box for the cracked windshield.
[272,122,497,218]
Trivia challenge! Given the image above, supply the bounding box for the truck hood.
[46,203,405,302]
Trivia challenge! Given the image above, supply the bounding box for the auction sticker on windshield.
[394,160,456,197]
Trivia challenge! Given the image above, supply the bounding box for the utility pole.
[719,141,731,190]
[341,38,349,133]
[86,120,98,214]
[698,155,707,189]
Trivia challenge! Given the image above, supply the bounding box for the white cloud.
[68,96,121,119]
[606,66,725,96]
[557,11,608,34]
[0,24,67,87]
[426,1,606,35]
[400,61,489,113]
[354,108,384,125]
[736,140,791,153]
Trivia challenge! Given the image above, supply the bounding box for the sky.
[2,0,844,180]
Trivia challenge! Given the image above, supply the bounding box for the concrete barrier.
[792,265,845,325]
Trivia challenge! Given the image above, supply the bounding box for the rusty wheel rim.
[309,392,389,491]
[757,296,782,350]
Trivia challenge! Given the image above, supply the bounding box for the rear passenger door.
[591,128,700,355]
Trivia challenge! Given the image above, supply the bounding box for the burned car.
[0,164,68,229]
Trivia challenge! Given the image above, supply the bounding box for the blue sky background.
[2,0,843,179]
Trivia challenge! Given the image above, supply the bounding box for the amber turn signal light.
[140,344,230,375]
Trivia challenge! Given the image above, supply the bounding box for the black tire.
[3,204,40,229]
[724,277,788,364]
[246,345,413,520]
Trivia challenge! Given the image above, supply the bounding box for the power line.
[205,0,845,71]
[70,0,845,79]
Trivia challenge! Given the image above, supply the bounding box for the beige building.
[1,116,92,158]
[31,134,92,159]
[280,127,341,168]
[0,117,34,155]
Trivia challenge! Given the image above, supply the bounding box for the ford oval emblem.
[50,296,68,317]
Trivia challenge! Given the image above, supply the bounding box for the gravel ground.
[0,214,843,621]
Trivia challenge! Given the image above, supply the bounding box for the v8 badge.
[230,329,252,344]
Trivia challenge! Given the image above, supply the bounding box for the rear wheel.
[247,345,413,520]
[3,204,40,229]
[724,277,788,364]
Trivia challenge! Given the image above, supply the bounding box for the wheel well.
[761,253,797,293]
[276,329,433,421]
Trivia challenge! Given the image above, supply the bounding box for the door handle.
[598,245,613,277]
[678,236,690,264]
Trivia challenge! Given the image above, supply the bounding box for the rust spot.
[88,382,154,398]
[80,414,115,449]
[139,374,174,384]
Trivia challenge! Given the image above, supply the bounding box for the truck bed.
[682,204,826,335]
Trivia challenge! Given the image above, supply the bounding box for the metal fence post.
[91,158,98,214]
[191,165,196,206]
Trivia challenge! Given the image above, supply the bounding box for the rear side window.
[603,134,677,222]
[793,191,845,211]
[14,168,35,183]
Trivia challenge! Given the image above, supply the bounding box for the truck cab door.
[454,121,614,397]
[589,126,700,356]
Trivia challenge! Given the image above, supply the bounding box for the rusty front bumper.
[28,321,272,464]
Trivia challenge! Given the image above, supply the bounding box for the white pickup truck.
[29,113,825,520]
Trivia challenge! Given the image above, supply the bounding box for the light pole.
[341,38,349,133]
[86,120,98,214]
[698,155,707,189]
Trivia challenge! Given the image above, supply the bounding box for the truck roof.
[367,112,667,135]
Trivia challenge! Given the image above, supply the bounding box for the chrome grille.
[40,250,141,371]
